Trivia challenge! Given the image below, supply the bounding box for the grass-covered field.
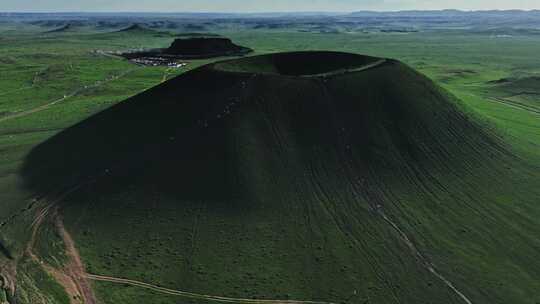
[0,20,539,304]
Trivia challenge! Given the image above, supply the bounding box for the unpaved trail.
[377,211,473,304]
[27,207,81,304]
[26,185,336,304]
[24,180,334,304]
[86,274,336,304]
[488,97,540,116]
[29,182,87,231]
[0,95,69,123]
[33,208,334,304]
[0,68,138,124]
[55,213,97,304]
[161,67,173,83]
[27,184,97,304]
[28,207,96,304]
[38,260,83,304]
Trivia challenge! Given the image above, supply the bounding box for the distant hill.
[488,75,540,110]
[163,37,252,58]
[349,9,540,17]
[115,23,166,34]
[11,11,540,34]
[112,23,174,36]
[121,37,252,60]
[44,23,76,33]
[116,24,149,32]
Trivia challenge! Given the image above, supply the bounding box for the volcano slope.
[21,51,540,304]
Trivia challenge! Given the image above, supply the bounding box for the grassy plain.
[0,23,539,304]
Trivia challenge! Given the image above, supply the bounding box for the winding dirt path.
[55,214,97,304]
[86,274,335,304]
[27,191,334,304]
[0,68,138,124]
[27,207,96,304]
[488,97,540,116]
[26,183,97,304]
[377,211,473,304]
[161,67,173,83]
[33,212,335,304]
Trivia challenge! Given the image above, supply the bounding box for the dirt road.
[27,186,97,304]
[29,197,332,304]
[377,211,473,304]
[0,68,138,124]
[86,274,336,304]
[488,97,540,116]
[55,213,97,304]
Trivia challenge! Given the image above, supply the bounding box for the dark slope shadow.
[20,66,255,205]
[20,51,375,203]
[20,51,505,209]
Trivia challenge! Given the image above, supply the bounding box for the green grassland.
[0,23,539,304]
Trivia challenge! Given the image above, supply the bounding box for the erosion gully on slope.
[377,211,473,304]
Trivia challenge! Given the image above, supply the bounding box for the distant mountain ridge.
[2,10,540,19]
[349,9,540,16]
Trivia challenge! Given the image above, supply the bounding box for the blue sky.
[2,0,539,12]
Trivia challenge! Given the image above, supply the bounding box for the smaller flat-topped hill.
[121,37,252,60]
[163,37,252,58]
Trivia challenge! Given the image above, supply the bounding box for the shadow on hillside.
[19,67,250,206]
[21,51,505,211]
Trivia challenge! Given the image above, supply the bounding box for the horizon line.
[1,9,540,14]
